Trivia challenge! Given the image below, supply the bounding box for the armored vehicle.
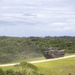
[43,47,65,59]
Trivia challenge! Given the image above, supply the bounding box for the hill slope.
[0,37,43,63]
[0,36,75,63]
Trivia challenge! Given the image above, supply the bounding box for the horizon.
[0,36,75,38]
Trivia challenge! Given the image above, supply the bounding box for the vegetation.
[1,57,75,75]
[34,57,75,75]
[0,61,43,75]
[0,36,75,63]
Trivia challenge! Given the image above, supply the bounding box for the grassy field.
[34,57,75,75]
[1,57,75,75]
[0,53,73,64]
[0,56,45,64]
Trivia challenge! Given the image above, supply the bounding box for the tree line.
[0,36,75,63]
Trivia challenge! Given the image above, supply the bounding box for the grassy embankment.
[1,57,75,75]
[1,53,74,64]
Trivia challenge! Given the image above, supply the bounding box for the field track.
[0,55,75,67]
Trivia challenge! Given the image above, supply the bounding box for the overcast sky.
[0,0,75,37]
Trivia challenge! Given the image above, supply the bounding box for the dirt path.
[30,55,75,63]
[0,55,75,67]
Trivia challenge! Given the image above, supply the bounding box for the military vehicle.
[43,47,65,59]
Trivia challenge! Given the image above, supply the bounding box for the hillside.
[0,36,43,64]
[0,36,75,63]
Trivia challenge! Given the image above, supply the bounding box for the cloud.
[0,13,34,21]
[67,19,75,22]
[51,23,66,27]
[0,0,75,36]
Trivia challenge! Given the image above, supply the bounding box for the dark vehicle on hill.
[43,47,65,59]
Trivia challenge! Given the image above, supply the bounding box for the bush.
[0,68,4,75]
[20,61,41,75]
[4,69,15,75]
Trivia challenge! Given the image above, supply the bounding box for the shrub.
[0,68,4,75]
[4,69,15,75]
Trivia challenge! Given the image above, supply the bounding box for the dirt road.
[0,55,75,67]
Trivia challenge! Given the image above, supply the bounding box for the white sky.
[0,0,75,37]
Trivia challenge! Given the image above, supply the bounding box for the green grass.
[0,56,45,65]
[0,57,45,71]
[19,56,45,62]
[34,57,75,75]
[1,57,75,75]
[0,53,73,64]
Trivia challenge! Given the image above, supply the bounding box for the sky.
[0,0,75,37]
